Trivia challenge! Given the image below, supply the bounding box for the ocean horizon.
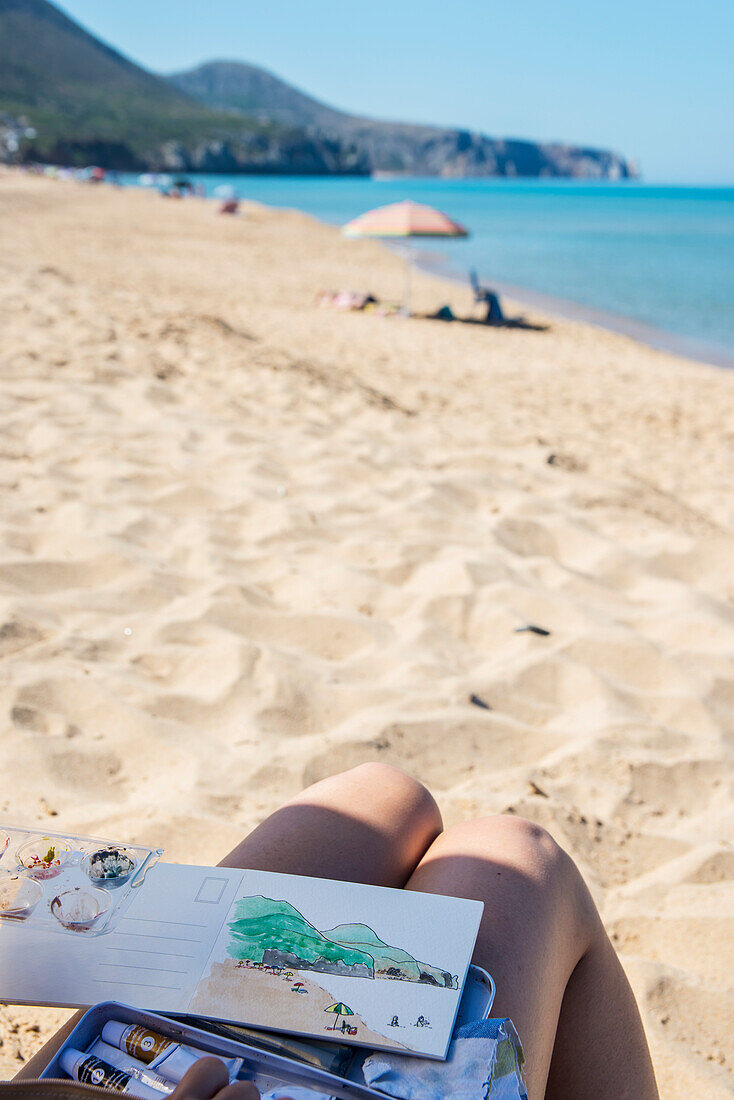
[119,175,734,367]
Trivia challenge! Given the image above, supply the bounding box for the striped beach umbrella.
[342,201,469,314]
[343,200,468,239]
[324,1002,354,1031]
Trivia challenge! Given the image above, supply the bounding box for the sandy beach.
[189,963,406,1053]
[1,172,733,1095]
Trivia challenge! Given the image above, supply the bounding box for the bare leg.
[406,815,658,1100]
[219,762,442,886]
[17,764,441,1079]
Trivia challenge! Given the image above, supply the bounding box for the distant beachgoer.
[482,289,505,324]
[470,267,506,325]
[429,304,456,321]
[316,289,377,311]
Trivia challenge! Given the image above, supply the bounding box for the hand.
[171,1057,259,1100]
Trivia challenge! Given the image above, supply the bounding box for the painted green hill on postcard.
[324,922,456,987]
[226,896,456,987]
[227,896,375,976]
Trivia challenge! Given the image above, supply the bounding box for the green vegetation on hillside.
[0,0,265,164]
[225,897,455,987]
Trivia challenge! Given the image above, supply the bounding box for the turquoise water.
[120,176,734,363]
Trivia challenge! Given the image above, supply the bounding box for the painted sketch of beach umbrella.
[324,1002,354,1031]
[342,200,468,315]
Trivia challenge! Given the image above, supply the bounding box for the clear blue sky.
[56,0,734,182]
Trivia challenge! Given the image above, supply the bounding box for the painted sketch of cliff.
[226,895,458,989]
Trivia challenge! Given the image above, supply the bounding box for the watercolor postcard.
[0,862,483,1058]
[188,869,484,1057]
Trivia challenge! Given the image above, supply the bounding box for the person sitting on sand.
[18,764,659,1100]
[470,268,505,325]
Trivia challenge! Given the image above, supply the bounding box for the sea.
[119,175,734,366]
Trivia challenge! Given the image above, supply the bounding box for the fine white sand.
[1,174,733,1095]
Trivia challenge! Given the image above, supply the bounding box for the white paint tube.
[101,1021,243,1085]
[89,1041,175,1094]
[60,1048,164,1100]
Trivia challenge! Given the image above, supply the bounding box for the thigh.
[219,762,442,887]
[405,815,596,1100]
[406,815,657,1100]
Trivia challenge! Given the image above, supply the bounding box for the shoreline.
[412,249,734,370]
[109,169,734,372]
[8,166,733,373]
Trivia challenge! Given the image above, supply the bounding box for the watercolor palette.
[0,822,162,937]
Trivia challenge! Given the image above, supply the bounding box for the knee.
[488,815,567,874]
[343,763,443,835]
[441,814,596,939]
[450,814,567,879]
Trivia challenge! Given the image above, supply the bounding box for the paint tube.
[101,1021,243,1085]
[60,1048,164,1100]
[88,1041,175,1094]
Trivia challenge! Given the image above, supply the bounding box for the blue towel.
[361,1019,528,1100]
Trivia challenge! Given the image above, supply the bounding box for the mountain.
[168,60,348,133]
[0,0,368,172]
[225,896,455,987]
[170,60,638,180]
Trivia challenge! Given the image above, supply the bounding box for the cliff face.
[149,133,368,175]
[18,131,369,174]
[14,135,370,174]
[342,127,634,179]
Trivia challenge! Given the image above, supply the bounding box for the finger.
[207,1083,261,1100]
[172,1057,230,1099]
